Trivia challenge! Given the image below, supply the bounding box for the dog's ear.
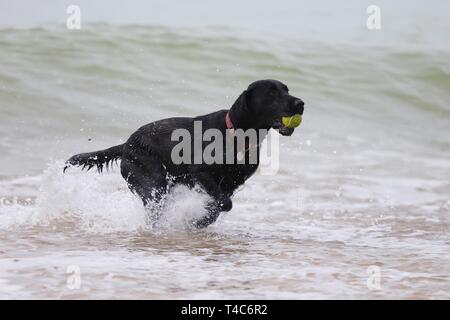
[232,90,251,113]
[230,88,255,129]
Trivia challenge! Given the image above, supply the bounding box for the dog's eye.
[269,89,278,97]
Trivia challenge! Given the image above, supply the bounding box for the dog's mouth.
[272,114,302,136]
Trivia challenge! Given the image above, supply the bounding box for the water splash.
[0,161,211,233]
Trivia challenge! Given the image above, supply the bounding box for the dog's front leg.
[193,172,232,228]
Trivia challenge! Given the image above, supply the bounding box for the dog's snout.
[294,99,304,114]
[295,99,304,108]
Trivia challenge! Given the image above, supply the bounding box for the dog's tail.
[63,143,125,174]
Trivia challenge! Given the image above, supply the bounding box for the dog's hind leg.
[120,153,169,223]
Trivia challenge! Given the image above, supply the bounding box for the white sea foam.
[0,161,211,233]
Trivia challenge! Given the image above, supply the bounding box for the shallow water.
[1,2,450,299]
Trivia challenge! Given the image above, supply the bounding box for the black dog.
[64,79,304,227]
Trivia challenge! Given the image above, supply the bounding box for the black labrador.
[64,79,304,227]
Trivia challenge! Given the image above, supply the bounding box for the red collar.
[225,112,234,130]
[226,111,254,151]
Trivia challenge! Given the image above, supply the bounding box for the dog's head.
[230,79,304,136]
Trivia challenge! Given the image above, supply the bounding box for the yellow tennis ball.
[281,114,302,128]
